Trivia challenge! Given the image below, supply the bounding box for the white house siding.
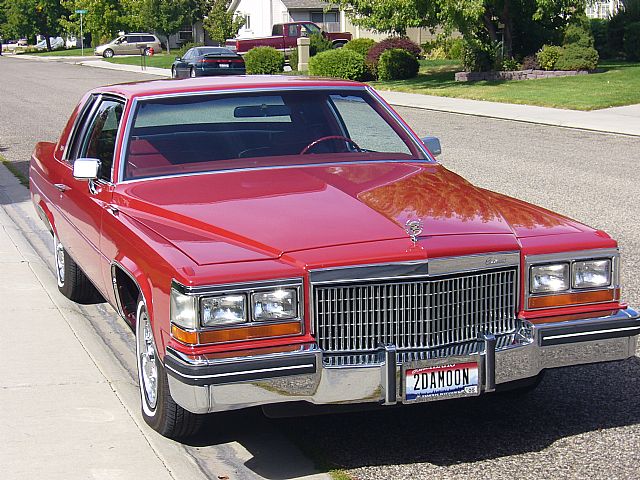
[234,0,289,37]
[586,1,621,19]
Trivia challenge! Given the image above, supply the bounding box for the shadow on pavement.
[0,160,30,205]
[185,356,640,475]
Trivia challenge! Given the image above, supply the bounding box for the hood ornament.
[405,219,423,244]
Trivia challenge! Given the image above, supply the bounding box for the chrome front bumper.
[165,308,640,414]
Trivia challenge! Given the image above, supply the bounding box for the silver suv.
[95,33,162,58]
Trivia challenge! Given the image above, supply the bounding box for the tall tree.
[137,0,198,53]
[202,0,245,44]
[4,0,68,50]
[61,0,124,46]
[335,0,587,57]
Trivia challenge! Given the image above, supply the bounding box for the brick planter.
[455,69,592,82]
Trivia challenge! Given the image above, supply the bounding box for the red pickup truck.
[225,21,352,56]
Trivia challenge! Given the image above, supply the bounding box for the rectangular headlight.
[170,287,197,330]
[201,294,247,327]
[573,259,611,289]
[530,263,570,294]
[252,289,297,321]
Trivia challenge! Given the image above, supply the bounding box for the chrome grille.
[313,268,518,352]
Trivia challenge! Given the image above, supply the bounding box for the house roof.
[281,0,335,9]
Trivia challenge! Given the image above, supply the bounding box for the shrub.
[624,21,640,60]
[564,24,595,48]
[308,48,366,81]
[177,42,204,57]
[462,39,495,72]
[344,38,376,58]
[377,48,419,80]
[426,45,447,60]
[501,58,521,71]
[536,45,563,70]
[590,18,610,58]
[607,12,627,57]
[366,36,421,72]
[521,55,540,70]
[289,48,299,71]
[309,32,333,56]
[448,38,464,60]
[244,46,285,74]
[555,44,599,70]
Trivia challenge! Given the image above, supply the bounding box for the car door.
[179,49,193,76]
[122,35,137,54]
[55,96,124,296]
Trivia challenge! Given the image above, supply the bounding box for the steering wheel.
[300,135,361,155]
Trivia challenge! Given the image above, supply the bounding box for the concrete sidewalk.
[380,90,640,137]
[0,167,208,480]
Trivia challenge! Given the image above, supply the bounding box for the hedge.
[244,46,284,74]
[308,48,366,81]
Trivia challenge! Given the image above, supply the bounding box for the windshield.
[123,89,427,181]
[303,23,321,34]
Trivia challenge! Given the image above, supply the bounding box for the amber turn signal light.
[171,321,302,345]
[528,289,618,309]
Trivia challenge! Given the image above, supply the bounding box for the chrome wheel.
[103,49,114,58]
[54,234,65,288]
[171,67,177,78]
[137,301,158,411]
[190,67,196,78]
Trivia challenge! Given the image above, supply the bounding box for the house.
[586,1,622,19]
[229,0,346,38]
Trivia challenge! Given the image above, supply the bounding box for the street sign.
[75,9,87,14]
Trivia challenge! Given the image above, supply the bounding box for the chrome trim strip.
[172,277,303,296]
[544,325,640,341]
[430,251,520,276]
[165,362,315,380]
[310,252,520,284]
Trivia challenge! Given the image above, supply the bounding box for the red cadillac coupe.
[29,75,639,439]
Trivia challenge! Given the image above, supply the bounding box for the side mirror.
[73,158,100,180]
[175,56,181,61]
[421,136,442,157]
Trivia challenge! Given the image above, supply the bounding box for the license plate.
[405,362,479,402]
[219,63,229,68]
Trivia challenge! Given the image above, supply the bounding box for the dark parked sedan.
[171,47,245,78]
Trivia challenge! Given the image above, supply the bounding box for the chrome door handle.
[107,204,119,215]
[54,183,69,192]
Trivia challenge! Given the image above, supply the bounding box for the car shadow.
[0,159,31,205]
[184,356,640,476]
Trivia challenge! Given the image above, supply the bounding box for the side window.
[80,100,124,181]
[272,24,283,36]
[288,24,299,37]
[65,96,98,163]
[183,49,193,60]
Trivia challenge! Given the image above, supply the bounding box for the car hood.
[116,162,584,266]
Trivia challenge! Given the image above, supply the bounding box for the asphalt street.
[1,56,640,480]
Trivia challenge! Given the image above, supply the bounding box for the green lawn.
[105,53,176,69]
[372,60,640,110]
[32,48,91,56]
